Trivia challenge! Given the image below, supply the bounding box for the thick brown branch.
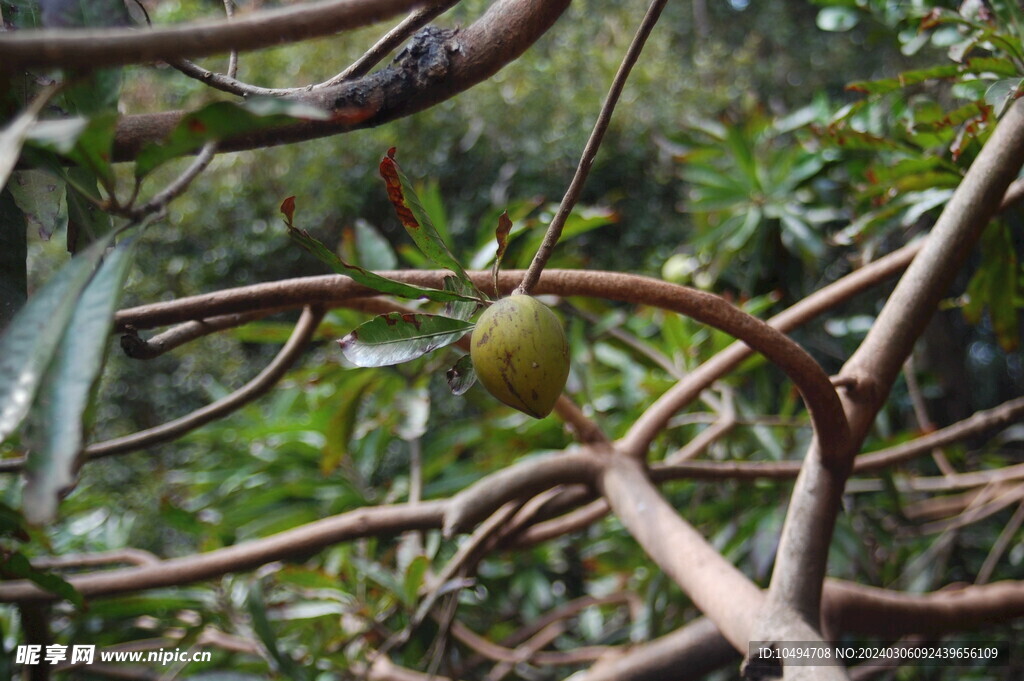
[823,579,1024,639]
[763,98,1024,646]
[110,0,572,161]
[0,0,431,70]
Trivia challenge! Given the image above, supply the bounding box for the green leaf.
[246,582,312,681]
[7,169,66,240]
[23,236,137,525]
[443,275,484,321]
[287,224,478,304]
[985,78,1024,116]
[846,65,959,95]
[817,6,859,32]
[0,499,29,541]
[25,113,118,189]
[0,232,114,444]
[0,188,28,329]
[0,89,50,190]
[446,354,476,396]
[135,99,330,178]
[378,149,479,293]
[1,551,83,608]
[337,313,473,367]
[322,371,377,474]
[353,219,398,271]
[402,554,430,608]
[964,221,1020,351]
[65,167,113,252]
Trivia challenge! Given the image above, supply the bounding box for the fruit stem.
[514,0,667,296]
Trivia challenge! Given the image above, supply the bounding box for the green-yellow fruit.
[470,295,570,418]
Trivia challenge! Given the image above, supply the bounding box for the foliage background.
[3,0,1024,679]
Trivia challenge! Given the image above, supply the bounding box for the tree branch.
[87,306,323,459]
[0,0,433,70]
[110,0,572,161]
[0,500,447,602]
[761,98,1024,651]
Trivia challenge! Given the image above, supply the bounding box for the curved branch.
[579,579,1024,681]
[119,310,274,360]
[509,394,1024,547]
[87,305,323,459]
[110,0,572,161]
[443,449,604,536]
[600,455,767,650]
[0,0,431,70]
[620,241,922,458]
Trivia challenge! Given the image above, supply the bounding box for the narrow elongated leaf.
[0,233,114,444]
[2,551,83,607]
[25,113,118,189]
[402,554,430,607]
[23,236,138,525]
[247,583,311,681]
[0,92,47,189]
[65,167,113,252]
[846,65,960,95]
[322,371,377,474]
[379,149,479,293]
[353,219,398,270]
[288,225,478,303]
[135,99,330,178]
[338,313,473,367]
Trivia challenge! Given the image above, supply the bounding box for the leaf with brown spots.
[379,149,480,296]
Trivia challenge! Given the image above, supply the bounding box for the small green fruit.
[470,295,570,418]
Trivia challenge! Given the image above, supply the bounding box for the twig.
[514,0,668,295]
[133,141,219,218]
[452,592,637,676]
[665,388,736,464]
[119,310,273,360]
[443,449,603,536]
[903,354,955,475]
[167,1,460,97]
[384,501,526,655]
[484,621,564,681]
[917,483,1024,534]
[111,0,572,162]
[510,395,1024,546]
[86,306,323,459]
[0,500,449,602]
[223,0,238,78]
[166,58,279,97]
[30,548,160,570]
[976,500,1024,584]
